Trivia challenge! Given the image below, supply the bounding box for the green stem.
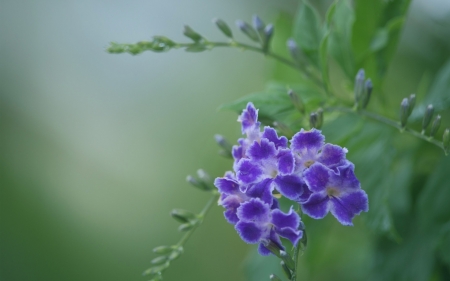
[325,106,445,151]
[175,191,220,248]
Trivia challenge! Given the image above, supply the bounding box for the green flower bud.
[422,104,434,133]
[316,108,324,129]
[309,112,318,129]
[400,98,410,128]
[213,18,233,38]
[443,128,449,154]
[360,79,373,109]
[235,20,259,42]
[354,69,365,106]
[178,223,194,232]
[408,94,416,116]
[280,261,292,279]
[270,273,283,281]
[152,245,174,254]
[151,256,168,265]
[170,209,197,223]
[288,89,305,114]
[183,25,203,42]
[280,250,295,270]
[429,115,441,138]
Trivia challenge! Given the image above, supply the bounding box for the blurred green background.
[1,0,450,280]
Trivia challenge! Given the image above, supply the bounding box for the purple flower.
[290,129,348,173]
[235,136,306,201]
[302,162,368,226]
[235,198,303,255]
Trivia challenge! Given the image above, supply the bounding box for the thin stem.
[325,106,445,151]
[175,191,220,248]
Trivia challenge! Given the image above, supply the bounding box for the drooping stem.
[324,106,445,151]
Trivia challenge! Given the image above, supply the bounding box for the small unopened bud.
[360,79,373,109]
[288,90,305,114]
[261,239,283,258]
[186,175,210,191]
[183,25,202,42]
[309,112,319,129]
[287,38,302,64]
[422,104,434,133]
[400,98,410,128]
[178,223,194,232]
[354,69,365,106]
[214,134,232,157]
[236,20,259,42]
[280,261,292,279]
[262,24,274,53]
[252,15,265,32]
[151,256,168,265]
[429,115,441,138]
[273,121,293,137]
[197,169,211,183]
[168,247,183,260]
[280,250,295,270]
[170,209,197,223]
[270,274,283,281]
[153,245,174,254]
[408,94,416,116]
[213,18,233,38]
[443,128,449,153]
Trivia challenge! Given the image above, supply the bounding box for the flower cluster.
[214,102,368,255]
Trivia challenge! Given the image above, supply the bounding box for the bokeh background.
[1,0,449,280]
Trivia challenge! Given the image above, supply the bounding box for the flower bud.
[262,24,274,53]
[443,128,449,153]
[178,223,194,232]
[287,38,302,64]
[261,239,283,258]
[197,169,211,183]
[422,104,434,133]
[288,90,305,114]
[280,250,295,270]
[142,263,168,277]
[170,209,197,223]
[270,274,283,281]
[400,98,410,128]
[354,69,365,106]
[309,112,318,129]
[252,15,265,33]
[168,247,183,260]
[273,121,293,137]
[183,25,202,42]
[151,256,168,265]
[212,18,233,38]
[429,115,441,138]
[214,134,233,157]
[153,245,174,254]
[408,94,416,116]
[360,79,373,109]
[235,20,259,42]
[186,175,210,191]
[280,261,292,279]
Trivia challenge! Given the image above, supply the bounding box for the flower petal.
[301,192,330,219]
[246,178,274,205]
[303,162,331,192]
[277,148,295,175]
[290,128,324,153]
[262,126,287,149]
[329,190,368,226]
[236,159,264,184]
[274,175,305,200]
[238,102,258,132]
[237,198,271,223]
[235,221,264,244]
[276,227,302,246]
[271,207,300,229]
[247,138,276,160]
[317,144,348,169]
[214,177,240,194]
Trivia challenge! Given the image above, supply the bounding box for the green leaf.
[325,1,337,28]
[319,31,330,92]
[411,59,450,120]
[328,0,355,79]
[292,0,323,66]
